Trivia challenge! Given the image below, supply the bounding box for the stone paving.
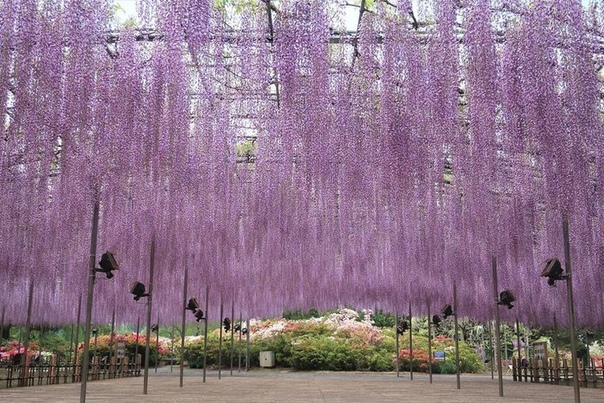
[2,367,604,402]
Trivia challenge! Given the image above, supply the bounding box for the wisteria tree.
[0,0,603,329]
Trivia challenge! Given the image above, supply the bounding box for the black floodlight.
[151,324,158,332]
[234,323,242,332]
[241,327,248,335]
[540,258,565,286]
[223,317,231,332]
[186,298,199,312]
[96,251,119,279]
[130,281,149,301]
[91,328,98,335]
[431,315,442,327]
[441,304,454,319]
[498,290,516,309]
[194,310,205,322]
[396,320,409,335]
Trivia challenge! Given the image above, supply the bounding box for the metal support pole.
[245,318,250,371]
[409,304,413,381]
[218,302,223,379]
[563,218,581,403]
[155,312,159,373]
[454,281,460,390]
[69,323,75,365]
[230,302,235,376]
[179,265,188,387]
[553,315,560,384]
[22,280,34,365]
[202,284,209,383]
[73,295,82,365]
[427,302,433,384]
[0,306,5,344]
[488,320,494,379]
[492,257,504,397]
[143,236,156,395]
[109,308,115,375]
[171,323,175,373]
[524,326,530,365]
[134,317,140,375]
[395,311,399,377]
[80,201,99,403]
[92,330,98,361]
[516,318,522,375]
[238,312,243,373]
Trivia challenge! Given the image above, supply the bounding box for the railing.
[511,357,604,388]
[0,354,142,389]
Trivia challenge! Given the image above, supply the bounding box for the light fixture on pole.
[96,252,120,279]
[441,304,454,319]
[130,282,150,301]
[540,258,565,286]
[497,290,516,310]
[186,298,199,312]
[194,310,205,322]
[396,319,409,335]
[223,317,231,332]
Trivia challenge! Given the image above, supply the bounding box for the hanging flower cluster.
[0,0,603,329]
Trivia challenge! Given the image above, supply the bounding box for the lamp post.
[492,257,504,398]
[539,219,580,403]
[179,265,188,388]
[92,328,98,362]
[80,202,119,403]
[453,281,460,390]
[409,304,413,381]
[395,311,400,378]
[202,284,209,383]
[426,301,433,384]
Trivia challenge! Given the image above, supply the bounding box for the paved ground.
[1,367,603,402]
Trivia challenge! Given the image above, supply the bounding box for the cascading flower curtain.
[0,0,603,328]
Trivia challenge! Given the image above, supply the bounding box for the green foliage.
[290,336,358,370]
[214,0,260,13]
[282,307,322,320]
[439,361,457,374]
[372,310,396,328]
[235,139,257,162]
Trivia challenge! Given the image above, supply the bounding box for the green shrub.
[439,361,457,374]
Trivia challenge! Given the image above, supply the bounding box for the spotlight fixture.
[186,298,199,312]
[91,328,98,335]
[95,251,119,279]
[234,323,241,332]
[497,289,516,309]
[441,304,454,319]
[431,315,442,327]
[194,310,205,322]
[396,320,409,335]
[540,258,565,286]
[151,324,158,332]
[241,327,248,335]
[223,317,231,332]
[130,281,150,301]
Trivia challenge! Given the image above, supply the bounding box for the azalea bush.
[181,309,483,373]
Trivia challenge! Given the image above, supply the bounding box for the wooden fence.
[0,354,141,389]
[512,357,604,388]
